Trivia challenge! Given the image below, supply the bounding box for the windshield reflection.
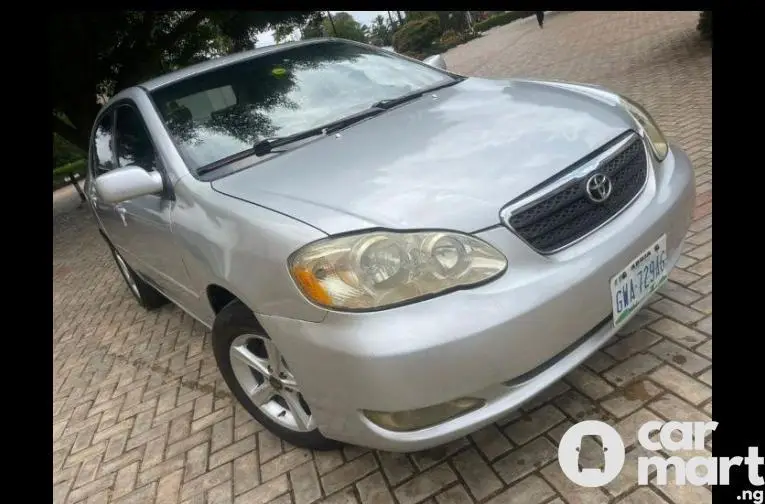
[151,41,453,170]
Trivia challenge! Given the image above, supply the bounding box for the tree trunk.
[326,11,337,36]
[396,11,404,25]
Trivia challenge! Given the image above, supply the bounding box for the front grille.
[505,134,648,254]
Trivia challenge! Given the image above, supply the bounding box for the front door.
[90,101,194,304]
[111,102,196,302]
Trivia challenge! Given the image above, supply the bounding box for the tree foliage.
[368,15,394,47]
[404,11,437,22]
[300,13,326,39]
[320,12,368,43]
[405,12,472,34]
[392,16,441,55]
[50,11,315,152]
[272,12,370,44]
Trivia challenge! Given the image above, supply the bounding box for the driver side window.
[114,105,158,172]
[91,111,115,176]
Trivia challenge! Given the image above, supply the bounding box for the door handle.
[116,205,128,226]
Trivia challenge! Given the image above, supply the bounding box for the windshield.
[150,41,455,170]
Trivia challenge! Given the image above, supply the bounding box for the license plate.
[610,235,668,327]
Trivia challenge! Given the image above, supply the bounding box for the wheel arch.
[206,284,266,334]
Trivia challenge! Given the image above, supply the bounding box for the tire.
[107,242,168,310]
[212,300,340,451]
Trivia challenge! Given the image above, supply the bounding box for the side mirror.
[423,54,448,71]
[94,165,164,204]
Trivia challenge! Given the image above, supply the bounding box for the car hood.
[211,78,634,235]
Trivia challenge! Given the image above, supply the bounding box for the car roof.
[139,38,350,92]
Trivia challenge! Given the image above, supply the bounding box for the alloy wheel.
[229,333,315,432]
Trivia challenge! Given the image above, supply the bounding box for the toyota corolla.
[86,38,695,451]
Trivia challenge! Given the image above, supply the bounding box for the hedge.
[474,11,536,32]
[393,16,441,55]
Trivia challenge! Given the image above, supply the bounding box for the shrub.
[697,11,711,41]
[474,11,536,32]
[439,29,463,47]
[393,16,441,55]
[437,29,480,51]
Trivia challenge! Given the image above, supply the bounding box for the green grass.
[53,159,86,178]
[53,159,86,190]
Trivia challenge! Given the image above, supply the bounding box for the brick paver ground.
[53,11,712,504]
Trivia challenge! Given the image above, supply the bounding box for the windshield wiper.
[370,91,426,110]
[251,107,387,157]
[196,107,386,176]
[370,78,466,110]
[197,78,466,176]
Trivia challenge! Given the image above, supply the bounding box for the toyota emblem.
[585,173,613,203]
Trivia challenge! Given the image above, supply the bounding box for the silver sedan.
[86,38,695,452]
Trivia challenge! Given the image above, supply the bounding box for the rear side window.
[91,112,115,175]
[114,105,158,172]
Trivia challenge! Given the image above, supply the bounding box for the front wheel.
[212,300,340,451]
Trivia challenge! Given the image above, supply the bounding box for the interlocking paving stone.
[619,487,672,503]
[503,404,566,445]
[53,11,711,504]
[290,461,323,504]
[355,471,394,504]
[393,464,457,504]
[648,394,711,425]
[600,380,664,419]
[484,475,555,504]
[649,366,711,405]
[450,448,502,499]
[648,319,707,349]
[492,437,557,484]
[469,424,513,461]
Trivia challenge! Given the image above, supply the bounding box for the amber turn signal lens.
[292,266,332,305]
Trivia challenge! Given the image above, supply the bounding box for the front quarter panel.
[171,177,330,323]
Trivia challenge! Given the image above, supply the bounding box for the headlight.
[288,230,507,311]
[619,95,669,161]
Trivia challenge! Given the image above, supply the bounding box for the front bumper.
[258,144,696,452]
